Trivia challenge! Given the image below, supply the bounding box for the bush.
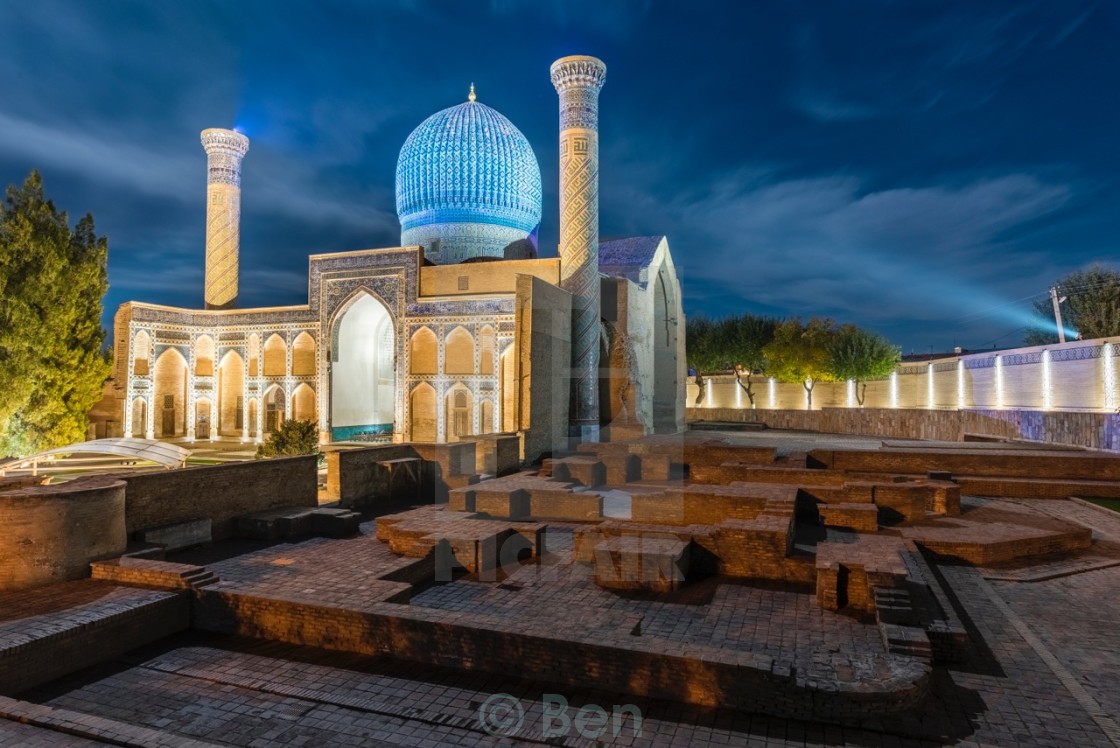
[256,419,320,461]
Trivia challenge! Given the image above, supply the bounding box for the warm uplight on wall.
[705,380,713,408]
[1104,342,1117,412]
[1042,350,1052,411]
[927,363,934,409]
[847,379,855,408]
[957,360,965,409]
[995,355,1004,409]
[890,372,898,409]
[769,377,776,409]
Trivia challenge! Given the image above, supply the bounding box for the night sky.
[1,1,1115,354]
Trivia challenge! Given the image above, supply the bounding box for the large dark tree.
[763,317,837,410]
[0,171,111,458]
[827,324,901,406]
[1025,265,1120,345]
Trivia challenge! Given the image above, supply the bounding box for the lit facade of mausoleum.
[109,56,685,458]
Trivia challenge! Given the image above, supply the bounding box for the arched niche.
[132,331,150,376]
[445,326,475,375]
[479,326,495,376]
[409,382,437,442]
[292,332,316,376]
[195,335,216,377]
[652,262,680,432]
[500,344,516,433]
[292,383,317,422]
[410,326,437,374]
[330,292,394,441]
[248,333,260,377]
[480,399,494,435]
[263,334,287,376]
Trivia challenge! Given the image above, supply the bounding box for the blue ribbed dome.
[395,95,542,264]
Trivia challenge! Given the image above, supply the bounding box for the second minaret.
[551,54,607,442]
[201,128,250,310]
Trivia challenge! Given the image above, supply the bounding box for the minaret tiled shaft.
[201,128,249,310]
[551,55,606,440]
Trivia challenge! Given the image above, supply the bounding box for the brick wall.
[0,477,127,592]
[689,406,1120,453]
[0,587,189,695]
[193,588,929,723]
[118,456,317,540]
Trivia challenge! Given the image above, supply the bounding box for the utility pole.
[1050,286,1067,343]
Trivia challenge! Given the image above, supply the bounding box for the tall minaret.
[200,128,250,310]
[551,54,607,443]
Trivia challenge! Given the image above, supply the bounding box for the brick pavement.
[7,431,1120,746]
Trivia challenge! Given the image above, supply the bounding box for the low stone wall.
[689,407,1120,452]
[0,477,127,592]
[119,456,318,540]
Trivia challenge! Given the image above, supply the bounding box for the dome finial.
[468,82,476,103]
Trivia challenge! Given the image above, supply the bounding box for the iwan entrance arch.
[330,291,395,441]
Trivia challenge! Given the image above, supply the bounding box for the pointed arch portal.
[331,292,395,441]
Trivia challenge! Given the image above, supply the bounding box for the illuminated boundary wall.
[687,338,1120,451]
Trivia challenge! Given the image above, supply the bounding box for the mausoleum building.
[109,56,685,460]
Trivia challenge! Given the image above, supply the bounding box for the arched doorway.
[153,348,188,438]
[264,386,285,434]
[195,397,213,440]
[446,385,473,441]
[217,350,245,437]
[331,293,395,441]
[130,398,147,438]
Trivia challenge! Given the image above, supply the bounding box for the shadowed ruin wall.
[0,478,127,592]
[119,456,318,540]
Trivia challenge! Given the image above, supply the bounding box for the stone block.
[552,456,606,487]
[474,488,530,519]
[593,535,690,593]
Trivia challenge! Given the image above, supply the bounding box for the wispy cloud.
[636,167,1071,345]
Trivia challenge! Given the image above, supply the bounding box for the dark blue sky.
[1,0,1116,353]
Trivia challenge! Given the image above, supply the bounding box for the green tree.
[686,314,778,407]
[1025,265,1120,345]
[762,317,837,410]
[827,324,901,406]
[685,315,721,405]
[719,314,778,408]
[256,419,321,460]
[0,171,111,458]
